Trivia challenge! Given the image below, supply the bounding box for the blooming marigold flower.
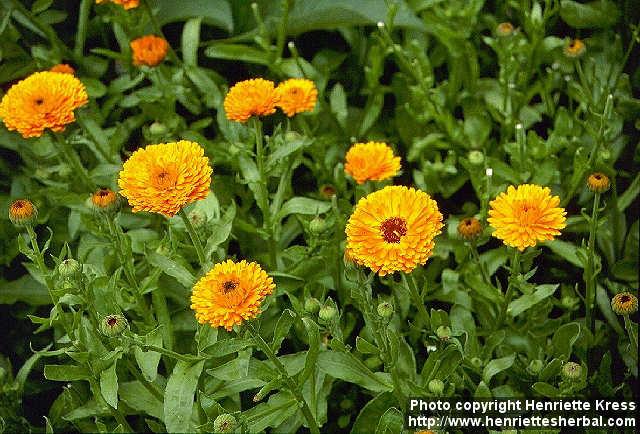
[91,187,119,213]
[276,78,318,117]
[496,22,514,37]
[457,217,482,240]
[130,35,169,67]
[49,64,75,75]
[191,259,275,331]
[564,38,586,58]
[118,141,212,217]
[587,172,610,193]
[0,71,88,138]
[344,142,401,184]
[223,78,278,123]
[345,185,443,275]
[611,292,638,315]
[96,0,139,9]
[8,199,38,226]
[488,184,566,251]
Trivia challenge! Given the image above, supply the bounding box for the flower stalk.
[179,208,207,266]
[584,191,601,341]
[498,249,521,328]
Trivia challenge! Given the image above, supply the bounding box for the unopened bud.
[586,172,610,194]
[188,209,207,229]
[57,259,82,280]
[457,217,482,240]
[428,379,445,395]
[213,414,237,433]
[528,359,544,375]
[496,22,514,37]
[319,305,337,322]
[561,362,582,380]
[99,314,129,337]
[468,150,484,165]
[564,38,586,58]
[149,121,168,136]
[611,292,638,316]
[471,357,483,369]
[304,297,321,314]
[91,188,119,213]
[435,325,451,341]
[309,217,326,235]
[377,301,394,319]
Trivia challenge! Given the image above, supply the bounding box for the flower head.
[564,38,586,58]
[345,186,443,275]
[223,78,278,123]
[611,292,638,315]
[587,172,610,193]
[96,0,139,9]
[457,217,482,240]
[319,184,337,199]
[0,71,88,138]
[130,35,169,67]
[100,314,129,336]
[488,184,566,251]
[118,141,212,217]
[344,142,401,184]
[91,187,119,213]
[9,199,38,226]
[561,361,582,380]
[276,78,318,116]
[191,259,275,330]
[49,64,75,75]
[496,22,514,37]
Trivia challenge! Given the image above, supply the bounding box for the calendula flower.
[99,314,129,336]
[611,292,638,315]
[496,22,514,37]
[488,184,566,251]
[96,0,139,9]
[344,142,401,184]
[457,217,482,240]
[345,186,443,275]
[8,199,38,226]
[118,141,212,217]
[561,362,582,380]
[564,38,586,58]
[223,78,278,123]
[49,64,75,75]
[319,184,337,199]
[587,172,610,193]
[276,78,318,116]
[191,259,275,331]
[0,71,88,138]
[130,35,169,67]
[91,188,119,213]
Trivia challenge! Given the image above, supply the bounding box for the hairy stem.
[178,208,207,266]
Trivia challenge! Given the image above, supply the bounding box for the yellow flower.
[49,64,75,75]
[130,35,169,67]
[345,185,443,275]
[96,0,139,9]
[611,292,638,315]
[564,38,586,58]
[587,172,610,193]
[488,184,566,251]
[9,199,37,226]
[457,217,482,240]
[276,78,318,116]
[118,141,212,217]
[344,142,401,184]
[0,71,88,138]
[191,259,275,330]
[223,78,278,123]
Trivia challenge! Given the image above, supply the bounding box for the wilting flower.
[488,184,566,251]
[49,64,75,75]
[457,217,482,240]
[611,292,638,315]
[8,199,38,226]
[191,259,275,330]
[587,172,610,193]
[276,78,318,116]
[223,78,278,123]
[496,22,514,37]
[130,35,169,67]
[564,38,586,58]
[344,142,401,184]
[91,187,119,213]
[96,0,139,9]
[345,185,443,275]
[118,141,212,217]
[0,71,88,138]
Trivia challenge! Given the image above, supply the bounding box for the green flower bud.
[309,217,327,235]
[149,121,168,136]
[319,305,337,322]
[304,297,321,314]
[377,301,394,319]
[99,314,129,337]
[57,259,82,280]
[213,413,237,433]
[364,356,383,370]
[471,357,483,369]
[428,379,445,395]
[561,295,579,310]
[561,362,582,380]
[188,209,208,230]
[284,131,303,142]
[436,325,451,341]
[528,359,544,375]
[468,150,484,165]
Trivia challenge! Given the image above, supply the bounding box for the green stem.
[246,323,320,434]
[124,359,164,401]
[89,377,133,432]
[275,0,290,62]
[498,249,521,328]
[178,208,207,266]
[74,0,92,59]
[7,0,72,58]
[585,192,600,343]
[127,336,202,363]
[470,241,491,286]
[151,289,174,351]
[140,0,180,63]
[404,273,431,331]
[51,133,95,192]
[623,316,638,361]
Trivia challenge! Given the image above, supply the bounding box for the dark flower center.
[222,280,239,293]
[98,189,110,197]
[107,317,117,326]
[620,295,631,304]
[380,217,407,243]
[35,98,44,106]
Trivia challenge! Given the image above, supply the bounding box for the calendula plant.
[0,0,638,433]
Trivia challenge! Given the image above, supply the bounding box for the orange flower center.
[151,165,178,189]
[380,217,407,243]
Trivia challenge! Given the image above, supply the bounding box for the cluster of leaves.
[0,0,638,433]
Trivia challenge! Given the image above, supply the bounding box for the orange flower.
[276,78,318,116]
[345,186,443,275]
[611,292,638,315]
[457,217,482,240]
[130,35,169,67]
[118,141,212,217]
[564,38,586,58]
[496,22,514,37]
[344,142,401,184]
[49,64,75,75]
[91,188,119,212]
[9,199,37,226]
[96,0,139,9]
[587,172,610,193]
[191,259,275,330]
[223,78,278,123]
[488,184,566,251]
[0,71,88,138]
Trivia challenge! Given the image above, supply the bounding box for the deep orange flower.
[276,78,318,116]
[564,38,586,58]
[130,35,169,67]
[344,142,401,184]
[345,186,443,275]
[488,184,566,251]
[457,217,482,240]
[96,0,139,9]
[191,259,275,330]
[587,172,610,193]
[0,71,88,138]
[91,188,119,212]
[49,64,75,75]
[118,141,212,217]
[9,199,37,226]
[223,78,278,123]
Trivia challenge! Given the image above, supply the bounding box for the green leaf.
[376,407,404,434]
[99,362,119,409]
[532,382,561,397]
[272,309,296,353]
[154,0,233,32]
[163,360,205,433]
[205,338,253,357]
[243,391,298,433]
[329,83,348,129]
[317,351,393,393]
[204,44,270,65]
[544,240,584,268]
[0,275,50,305]
[147,251,195,287]
[181,18,201,66]
[275,197,331,222]
[44,365,90,381]
[351,392,395,434]
[298,317,320,386]
[119,382,163,420]
[134,328,162,382]
[356,336,380,355]
[482,354,515,384]
[618,173,640,213]
[507,284,558,317]
[560,0,619,28]
[539,358,562,382]
[551,322,581,359]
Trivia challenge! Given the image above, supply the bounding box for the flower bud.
[586,172,610,194]
[561,361,582,380]
[471,357,483,369]
[309,217,327,235]
[213,414,238,433]
[364,356,383,370]
[561,295,579,310]
[611,292,638,316]
[9,199,38,226]
[496,22,514,37]
[435,325,451,341]
[319,305,337,322]
[457,217,482,240]
[564,38,586,58]
[428,379,445,395]
[467,150,484,165]
[91,188,119,213]
[57,259,82,280]
[377,301,394,319]
[319,184,336,199]
[304,297,321,314]
[149,121,168,136]
[188,209,208,230]
[99,314,129,337]
[527,359,544,375]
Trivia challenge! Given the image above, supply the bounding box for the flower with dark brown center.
[99,314,129,336]
[91,188,119,213]
[457,217,482,240]
[9,199,38,226]
[587,172,610,193]
[564,38,586,58]
[611,292,638,316]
